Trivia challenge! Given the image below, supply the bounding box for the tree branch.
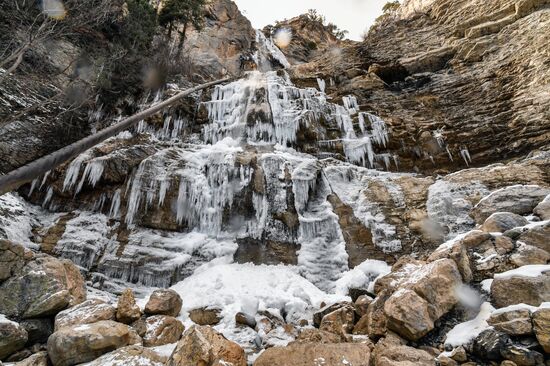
[0,76,234,195]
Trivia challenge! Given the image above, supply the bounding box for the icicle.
[446,146,454,162]
[43,187,53,207]
[75,160,105,195]
[433,129,446,148]
[316,78,326,93]
[109,189,121,218]
[460,147,472,166]
[40,171,50,190]
[28,178,38,196]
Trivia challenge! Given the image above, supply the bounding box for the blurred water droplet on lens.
[41,0,67,20]
[273,28,292,49]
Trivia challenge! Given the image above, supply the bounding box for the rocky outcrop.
[263,14,341,65]
[183,0,256,78]
[291,0,550,174]
[47,320,142,366]
[167,326,246,366]
[0,241,86,319]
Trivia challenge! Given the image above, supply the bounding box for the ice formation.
[20,38,415,305]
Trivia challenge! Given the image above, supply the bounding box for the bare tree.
[0,0,119,83]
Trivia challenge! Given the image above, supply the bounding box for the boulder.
[167,325,246,366]
[373,335,433,366]
[428,230,518,282]
[144,289,182,317]
[352,314,369,335]
[449,346,467,362]
[481,212,529,233]
[0,316,27,360]
[295,328,343,344]
[12,352,48,366]
[79,345,167,366]
[253,342,371,366]
[365,291,390,339]
[143,315,184,347]
[510,243,550,267]
[517,222,550,253]
[188,307,222,326]
[319,304,355,338]
[382,259,462,341]
[487,307,533,336]
[313,302,351,328]
[500,345,544,366]
[0,240,27,282]
[471,185,550,224]
[354,295,373,317]
[0,248,86,318]
[491,266,550,308]
[532,308,550,353]
[473,329,510,361]
[54,299,116,331]
[235,312,256,329]
[116,289,141,324]
[384,289,434,341]
[533,196,550,220]
[47,320,142,366]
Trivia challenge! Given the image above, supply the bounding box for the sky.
[233,0,389,41]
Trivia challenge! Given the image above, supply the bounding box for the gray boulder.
[471,185,550,224]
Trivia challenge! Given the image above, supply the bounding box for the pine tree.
[158,0,207,50]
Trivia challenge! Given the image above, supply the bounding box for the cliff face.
[182,0,256,78]
[1,1,550,365]
[290,0,550,173]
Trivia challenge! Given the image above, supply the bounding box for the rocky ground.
[1,0,549,365]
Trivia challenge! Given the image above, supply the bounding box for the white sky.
[233,0,389,41]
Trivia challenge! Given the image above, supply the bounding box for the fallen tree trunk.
[0,77,233,196]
